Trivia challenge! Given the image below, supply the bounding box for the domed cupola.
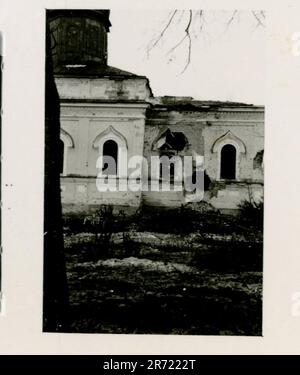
[47,9,111,74]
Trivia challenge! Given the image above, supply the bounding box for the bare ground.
[64,230,262,335]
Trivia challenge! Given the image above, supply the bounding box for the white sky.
[108,10,265,105]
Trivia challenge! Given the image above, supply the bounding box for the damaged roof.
[54,63,146,79]
[150,96,264,110]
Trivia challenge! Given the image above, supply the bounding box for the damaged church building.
[48,10,264,213]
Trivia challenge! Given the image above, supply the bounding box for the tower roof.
[47,9,111,31]
[54,64,145,78]
[48,9,112,72]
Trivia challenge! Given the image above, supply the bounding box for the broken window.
[103,139,118,175]
[220,144,236,180]
[154,129,188,152]
[253,150,264,169]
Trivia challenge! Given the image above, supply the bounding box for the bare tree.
[43,19,69,332]
[146,10,265,73]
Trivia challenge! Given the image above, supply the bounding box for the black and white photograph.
[3,0,300,361]
[43,9,266,336]
[44,8,264,335]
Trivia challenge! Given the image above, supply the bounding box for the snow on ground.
[74,257,193,273]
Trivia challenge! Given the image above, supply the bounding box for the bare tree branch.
[199,10,205,31]
[146,9,264,73]
[191,9,205,39]
[167,33,188,55]
[181,10,193,73]
[147,10,178,54]
[166,10,193,64]
[226,10,238,30]
[252,10,265,28]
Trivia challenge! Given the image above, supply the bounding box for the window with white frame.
[60,129,74,176]
[211,130,246,181]
[93,125,128,179]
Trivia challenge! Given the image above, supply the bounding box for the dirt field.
[63,207,263,335]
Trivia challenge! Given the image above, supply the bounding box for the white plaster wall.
[203,110,264,183]
[56,77,151,101]
[60,103,148,208]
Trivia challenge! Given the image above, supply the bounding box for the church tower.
[49,9,152,211]
[47,10,111,74]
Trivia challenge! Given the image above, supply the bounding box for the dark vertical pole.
[43,13,69,331]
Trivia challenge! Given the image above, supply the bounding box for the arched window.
[212,131,246,181]
[93,126,128,179]
[59,129,74,176]
[58,139,65,175]
[220,144,236,180]
[102,140,118,175]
